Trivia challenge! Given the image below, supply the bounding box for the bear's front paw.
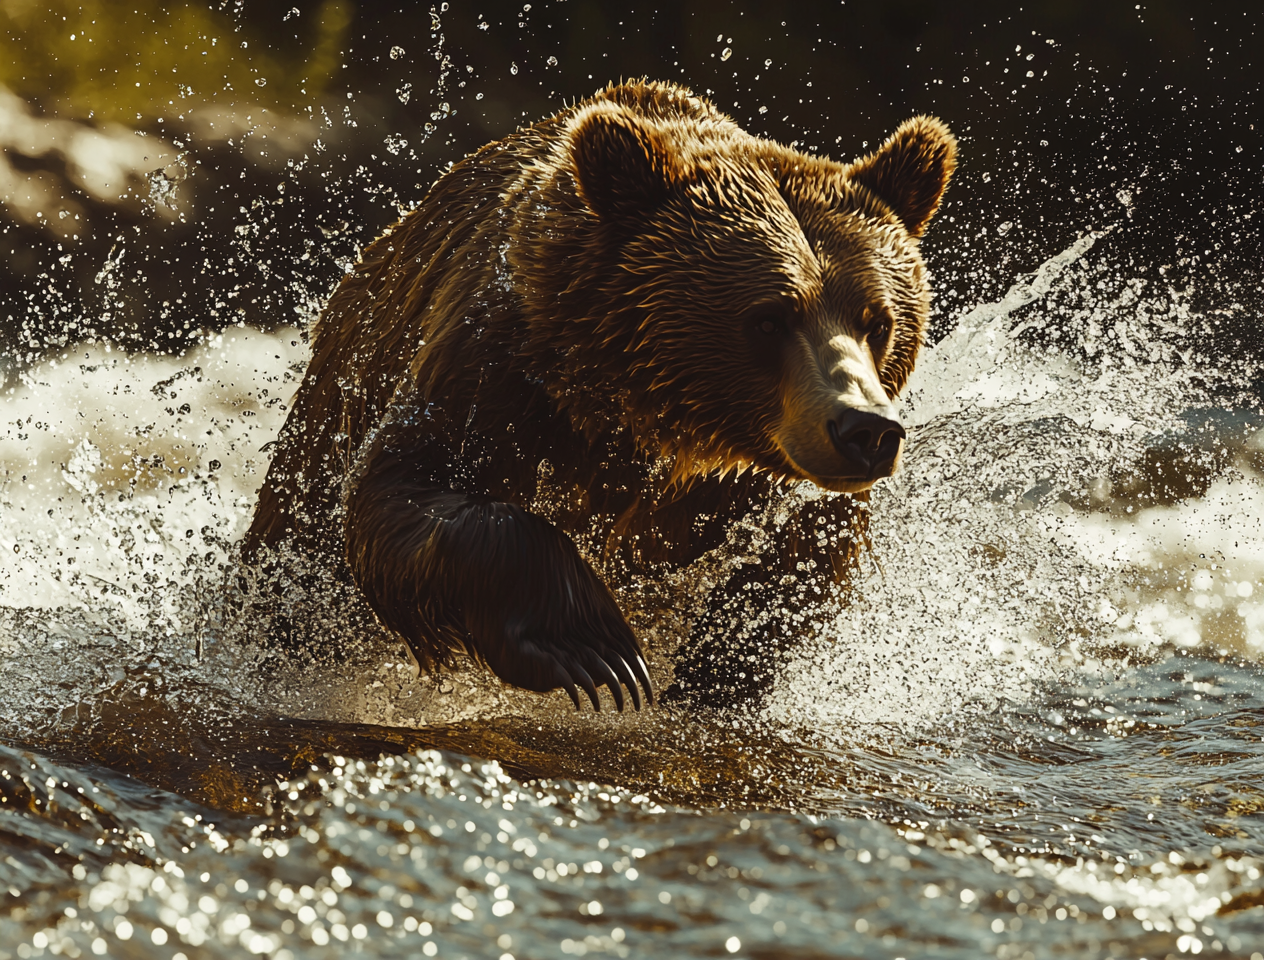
[451,515,653,712]
[475,612,652,708]
[349,482,653,711]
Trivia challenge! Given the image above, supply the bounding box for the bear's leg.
[662,562,800,710]
[225,545,381,664]
[344,443,653,710]
[664,496,863,711]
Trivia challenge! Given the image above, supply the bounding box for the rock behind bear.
[241,80,956,712]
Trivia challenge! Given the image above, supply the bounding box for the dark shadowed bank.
[1,0,1260,380]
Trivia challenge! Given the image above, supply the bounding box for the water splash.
[2,229,1264,960]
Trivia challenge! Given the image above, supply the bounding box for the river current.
[2,228,1263,959]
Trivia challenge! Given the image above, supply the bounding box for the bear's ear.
[848,116,957,237]
[569,106,681,224]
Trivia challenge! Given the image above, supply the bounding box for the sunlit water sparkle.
[3,233,1264,960]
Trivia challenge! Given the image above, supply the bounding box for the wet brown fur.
[242,80,955,708]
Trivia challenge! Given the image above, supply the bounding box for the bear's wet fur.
[242,80,955,711]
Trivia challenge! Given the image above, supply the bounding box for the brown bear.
[241,80,956,712]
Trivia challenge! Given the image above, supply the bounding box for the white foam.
[1,327,308,626]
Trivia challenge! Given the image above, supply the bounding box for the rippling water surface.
[3,228,1264,960]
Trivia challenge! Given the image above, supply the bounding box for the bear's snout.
[827,407,905,482]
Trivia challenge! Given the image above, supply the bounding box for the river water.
[2,226,1263,960]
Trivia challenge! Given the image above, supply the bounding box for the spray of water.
[768,227,1262,733]
[2,227,1260,747]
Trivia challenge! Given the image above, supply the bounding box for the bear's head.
[532,87,955,493]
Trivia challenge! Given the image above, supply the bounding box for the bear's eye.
[746,304,793,338]
[864,307,894,349]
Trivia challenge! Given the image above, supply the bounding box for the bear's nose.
[827,407,906,479]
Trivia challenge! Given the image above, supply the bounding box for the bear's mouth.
[780,452,905,494]
[809,470,896,494]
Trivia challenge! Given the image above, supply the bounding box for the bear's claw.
[610,654,641,711]
[567,659,604,711]
[552,645,653,713]
[554,667,583,711]
[590,654,627,712]
[562,649,638,712]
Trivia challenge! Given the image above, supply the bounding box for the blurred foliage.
[0,0,351,123]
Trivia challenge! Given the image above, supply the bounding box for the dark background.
[1,0,1260,378]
